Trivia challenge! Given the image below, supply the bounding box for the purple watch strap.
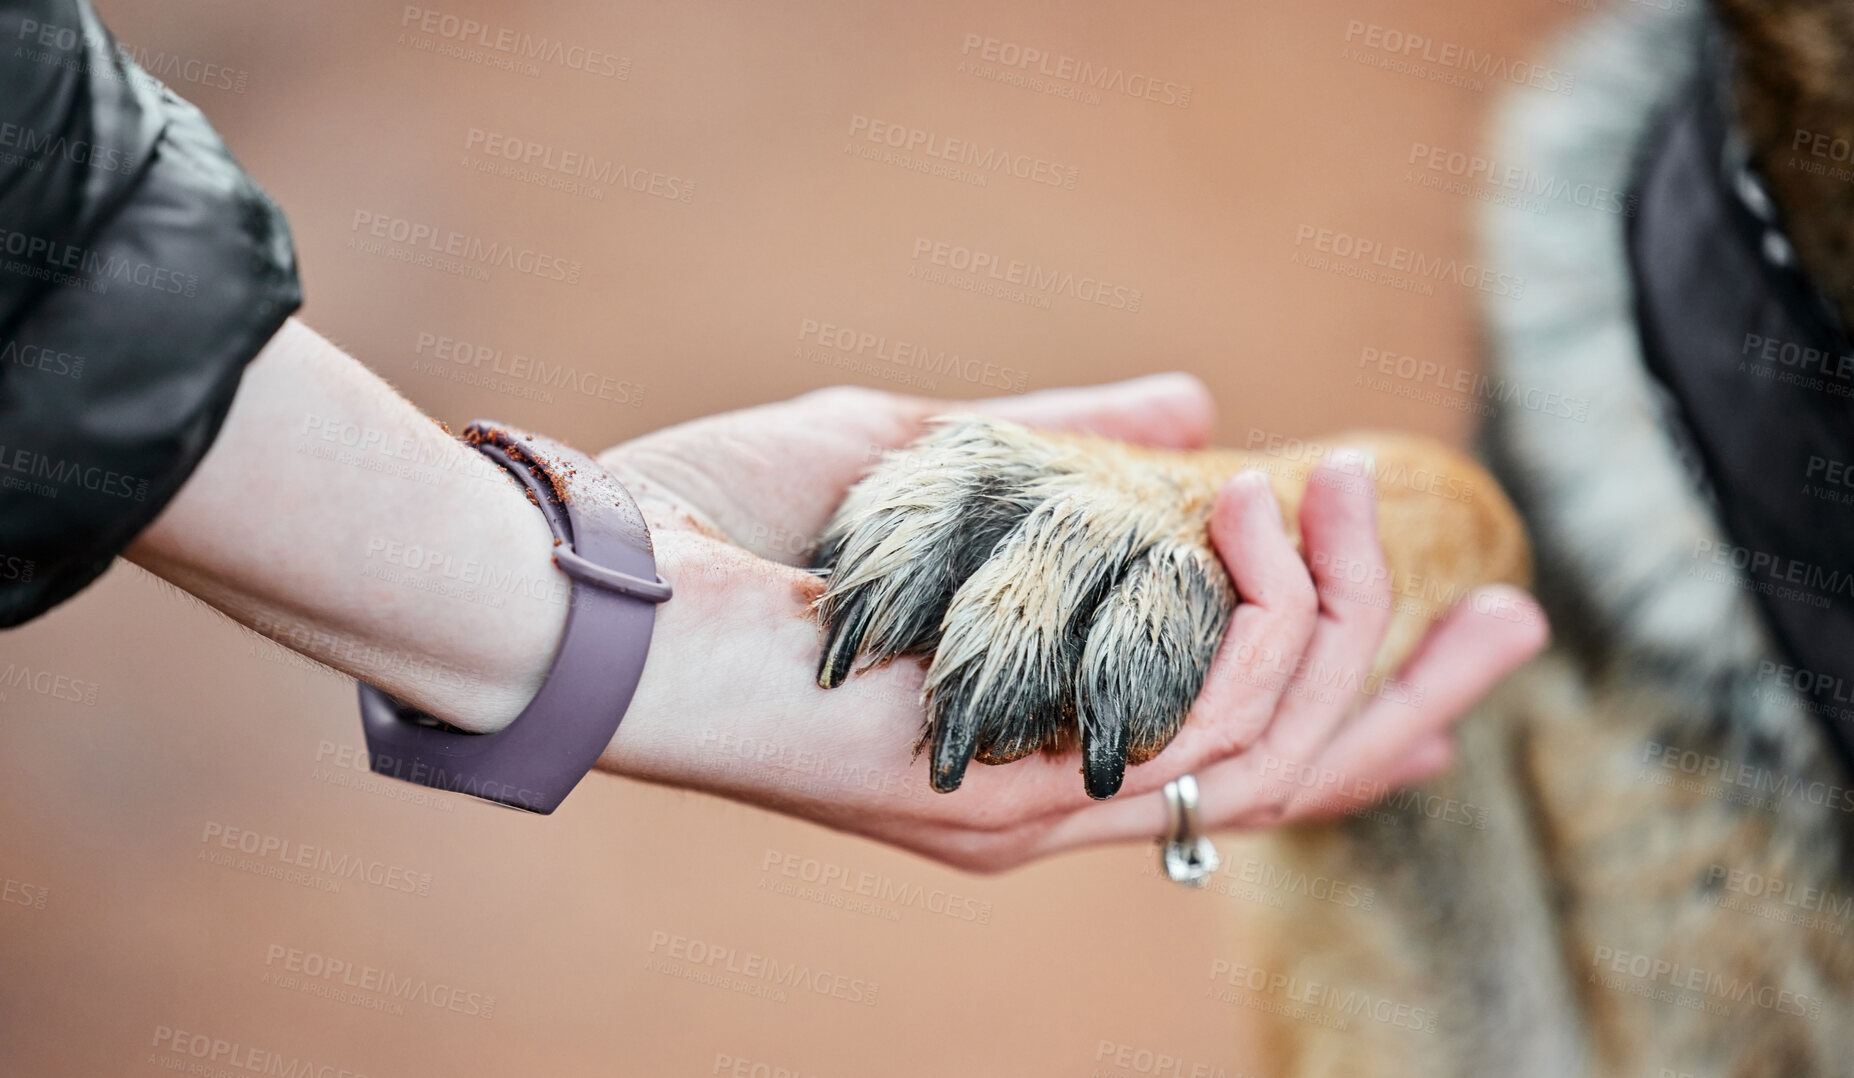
[356,421,670,814]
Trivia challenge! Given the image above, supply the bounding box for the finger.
[1007,721,1345,856]
[1283,584,1546,816]
[1016,470,1319,826]
[928,475,1314,832]
[788,371,1216,454]
[930,729,1462,869]
[961,371,1216,449]
[1007,588,1540,851]
[1158,470,1320,763]
[937,469,1316,815]
[1241,446,1389,765]
[1028,797,1167,860]
[1015,716,1286,854]
[1287,734,1456,824]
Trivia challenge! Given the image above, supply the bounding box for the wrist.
[359,422,670,813]
[399,458,570,734]
[593,523,761,781]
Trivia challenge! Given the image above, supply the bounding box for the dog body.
[814,2,1854,1072]
[1243,4,1854,1074]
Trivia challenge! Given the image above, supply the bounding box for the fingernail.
[1232,469,1282,526]
[1405,736,1456,782]
[1474,584,1552,644]
[1325,446,1376,479]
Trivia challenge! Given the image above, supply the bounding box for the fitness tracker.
[355,421,671,814]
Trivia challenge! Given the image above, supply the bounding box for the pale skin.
[126,317,1548,872]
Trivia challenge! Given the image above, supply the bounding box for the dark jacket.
[0,0,301,625]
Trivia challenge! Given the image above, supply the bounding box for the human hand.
[594,379,1547,871]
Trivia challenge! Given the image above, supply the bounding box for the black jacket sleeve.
[0,0,301,625]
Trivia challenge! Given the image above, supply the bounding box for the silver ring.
[1160,774,1219,887]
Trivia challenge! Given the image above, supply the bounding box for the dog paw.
[812,417,1233,798]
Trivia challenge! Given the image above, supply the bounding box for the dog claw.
[1081,715,1128,800]
[816,601,872,688]
[1076,542,1233,790]
[930,703,980,792]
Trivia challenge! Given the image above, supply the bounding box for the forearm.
[124,318,566,733]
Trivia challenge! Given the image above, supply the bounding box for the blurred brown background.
[0,1,1574,1074]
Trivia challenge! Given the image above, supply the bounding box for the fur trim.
[1480,0,1814,755]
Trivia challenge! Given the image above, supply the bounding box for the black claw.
[1081,716,1128,799]
[1075,544,1233,798]
[817,625,859,689]
[815,597,870,688]
[930,705,979,792]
